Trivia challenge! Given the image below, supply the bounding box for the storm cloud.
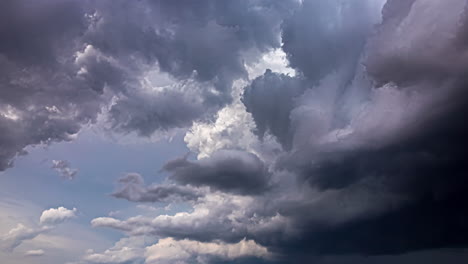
[163,150,271,195]
[0,0,298,170]
[2,0,468,263]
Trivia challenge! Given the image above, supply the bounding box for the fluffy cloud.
[0,0,299,171]
[145,237,270,264]
[40,207,77,225]
[83,236,147,264]
[92,192,288,244]
[2,206,77,251]
[1,224,51,252]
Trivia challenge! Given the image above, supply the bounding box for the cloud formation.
[163,150,271,195]
[1,206,77,251]
[145,238,270,264]
[112,173,203,203]
[0,0,298,171]
[40,207,77,225]
[3,0,468,263]
[85,0,468,261]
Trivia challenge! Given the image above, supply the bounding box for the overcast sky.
[1,0,468,263]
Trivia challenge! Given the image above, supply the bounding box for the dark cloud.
[365,0,468,86]
[94,0,468,261]
[0,0,100,171]
[112,173,202,203]
[0,0,298,170]
[242,70,307,149]
[4,0,468,263]
[281,0,376,82]
[268,0,468,258]
[163,150,271,195]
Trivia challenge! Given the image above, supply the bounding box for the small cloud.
[40,207,77,225]
[51,160,78,180]
[25,249,45,257]
[108,210,121,217]
[136,205,159,212]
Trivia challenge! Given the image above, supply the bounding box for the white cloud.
[245,48,296,80]
[40,207,77,225]
[91,192,289,244]
[24,249,45,257]
[1,224,51,251]
[145,237,270,264]
[83,236,148,264]
[1,206,78,251]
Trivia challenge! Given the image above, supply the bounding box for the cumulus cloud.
[0,0,299,171]
[5,0,468,262]
[145,237,270,264]
[51,160,78,180]
[92,192,288,244]
[40,207,77,225]
[83,236,147,264]
[1,206,76,251]
[85,0,468,260]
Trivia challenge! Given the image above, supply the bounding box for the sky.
[1,0,468,263]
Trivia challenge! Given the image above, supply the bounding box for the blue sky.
[0,128,188,263]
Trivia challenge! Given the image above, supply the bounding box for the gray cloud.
[281,0,378,82]
[51,160,78,180]
[87,0,468,261]
[112,173,203,203]
[163,150,271,195]
[5,0,468,262]
[242,70,307,149]
[0,0,298,171]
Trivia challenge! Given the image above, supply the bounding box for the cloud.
[51,160,78,180]
[242,70,308,149]
[5,0,468,262]
[145,237,270,264]
[1,224,51,252]
[92,192,287,244]
[0,0,299,171]
[39,207,77,225]
[163,150,271,195]
[281,0,379,81]
[24,249,45,257]
[1,206,77,251]
[83,0,468,261]
[83,236,147,264]
[112,173,203,203]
